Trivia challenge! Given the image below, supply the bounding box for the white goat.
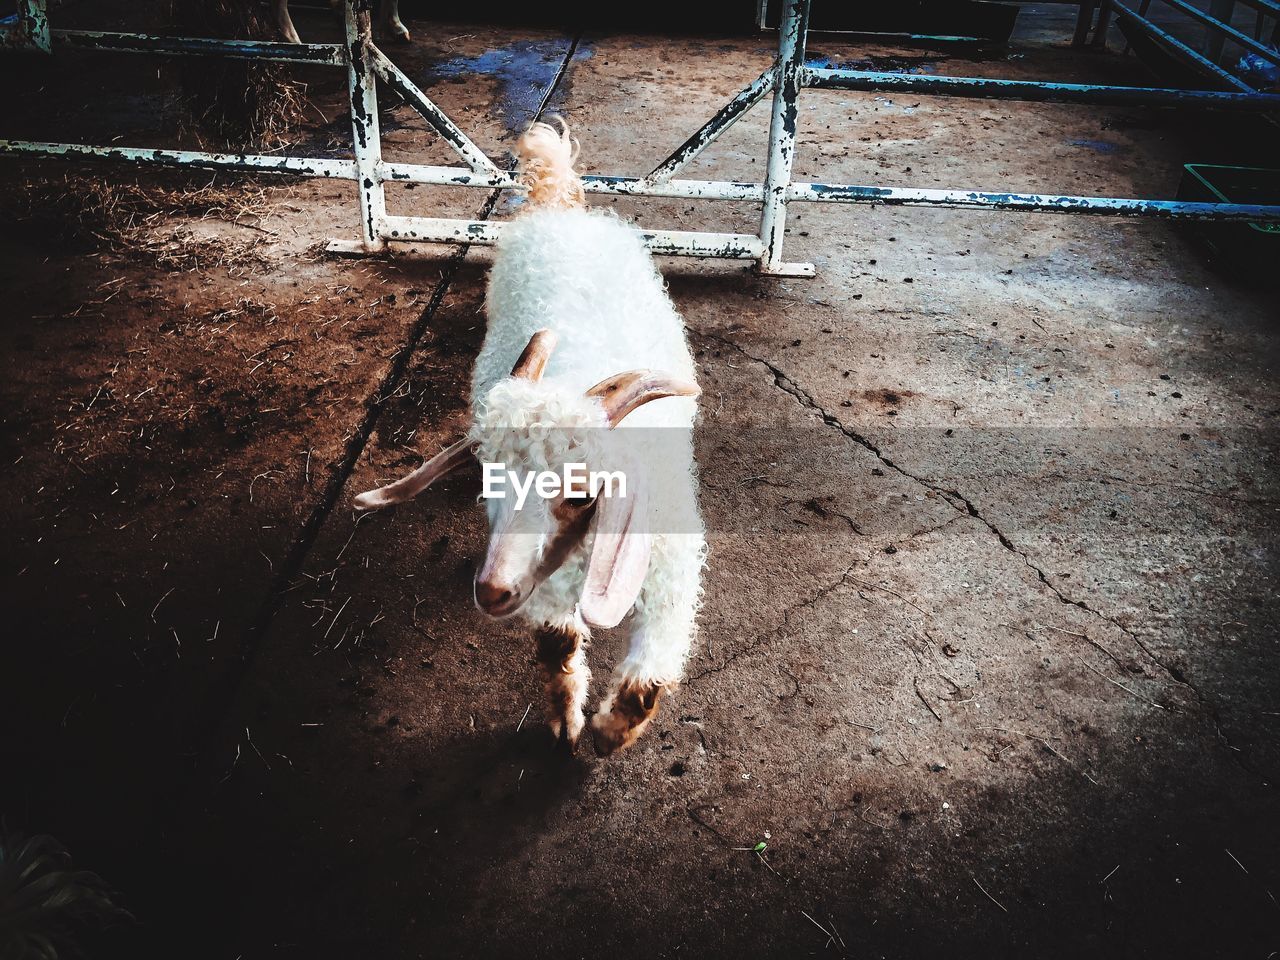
[355,122,706,754]
[274,0,410,44]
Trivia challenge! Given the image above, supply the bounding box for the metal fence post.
[1206,0,1236,64]
[1091,0,1114,46]
[344,0,386,251]
[17,0,50,52]
[1073,1,1099,46]
[757,0,814,277]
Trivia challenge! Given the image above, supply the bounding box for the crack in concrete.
[693,328,1270,785]
[688,559,860,683]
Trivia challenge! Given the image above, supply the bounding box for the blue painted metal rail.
[801,67,1280,111]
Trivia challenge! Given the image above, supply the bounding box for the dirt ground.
[2,4,1278,958]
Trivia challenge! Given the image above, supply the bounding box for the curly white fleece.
[471,208,706,685]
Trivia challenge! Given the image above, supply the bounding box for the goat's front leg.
[592,674,666,756]
[591,536,704,755]
[534,621,590,749]
[590,622,684,755]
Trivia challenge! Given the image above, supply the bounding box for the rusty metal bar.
[373,215,764,259]
[379,160,763,199]
[0,139,358,177]
[758,0,813,277]
[343,0,386,251]
[379,161,518,189]
[52,29,346,66]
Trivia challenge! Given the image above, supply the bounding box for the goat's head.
[353,329,699,628]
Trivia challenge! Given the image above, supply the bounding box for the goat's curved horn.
[353,436,475,511]
[585,370,701,427]
[510,329,558,381]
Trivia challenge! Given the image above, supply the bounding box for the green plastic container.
[1177,164,1280,278]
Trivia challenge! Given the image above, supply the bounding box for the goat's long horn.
[353,436,475,511]
[585,370,701,427]
[510,329,558,381]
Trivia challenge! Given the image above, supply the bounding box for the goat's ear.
[580,481,651,628]
[353,436,475,511]
[585,370,700,427]
[511,328,558,381]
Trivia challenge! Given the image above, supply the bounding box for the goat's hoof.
[388,28,411,43]
[548,712,584,754]
[589,710,630,757]
[554,725,579,755]
[589,723,614,757]
[590,680,664,756]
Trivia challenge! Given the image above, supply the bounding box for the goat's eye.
[556,493,596,518]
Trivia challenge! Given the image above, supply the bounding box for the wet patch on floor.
[421,39,593,135]
[1068,138,1122,154]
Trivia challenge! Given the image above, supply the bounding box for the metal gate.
[3,0,1279,276]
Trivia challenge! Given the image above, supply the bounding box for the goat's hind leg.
[275,0,301,43]
[534,621,590,749]
[379,0,412,42]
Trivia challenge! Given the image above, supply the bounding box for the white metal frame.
[4,0,1280,277]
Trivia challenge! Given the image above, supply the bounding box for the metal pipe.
[1109,0,1256,91]
[7,141,1273,227]
[800,65,1280,110]
[370,47,503,177]
[379,215,764,258]
[373,161,1280,224]
[0,139,358,177]
[378,161,767,200]
[51,29,346,66]
[758,0,812,276]
[343,0,386,250]
[640,67,775,186]
[585,175,764,200]
[378,161,518,189]
[640,228,764,258]
[788,182,1280,220]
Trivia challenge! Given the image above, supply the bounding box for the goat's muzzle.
[474,578,525,618]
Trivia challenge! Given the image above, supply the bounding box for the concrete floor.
[1,5,1278,959]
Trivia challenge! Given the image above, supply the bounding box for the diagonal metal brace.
[370,47,503,177]
[641,66,775,186]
